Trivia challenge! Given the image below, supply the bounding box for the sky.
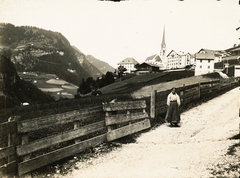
[0,0,240,68]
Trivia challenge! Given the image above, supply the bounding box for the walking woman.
[165,87,181,127]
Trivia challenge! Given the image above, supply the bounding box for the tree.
[135,63,140,70]
[0,49,18,97]
[116,65,127,81]
[77,78,87,95]
[77,77,95,95]
[105,72,114,85]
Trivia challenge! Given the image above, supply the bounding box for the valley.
[18,72,78,100]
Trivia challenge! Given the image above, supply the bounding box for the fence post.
[150,90,156,119]
[198,82,201,99]
[127,110,132,125]
[74,121,81,143]
[21,133,30,161]
[209,80,213,93]
[106,111,117,132]
[180,85,184,103]
[8,116,20,175]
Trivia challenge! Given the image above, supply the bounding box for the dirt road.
[61,88,239,178]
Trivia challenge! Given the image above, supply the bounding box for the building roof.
[145,54,156,61]
[145,54,162,62]
[140,62,160,68]
[117,58,139,65]
[198,48,215,54]
[195,53,215,60]
[225,45,240,52]
[222,54,239,60]
[166,50,179,57]
[197,48,225,56]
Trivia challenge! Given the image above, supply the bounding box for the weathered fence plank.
[105,112,149,126]
[182,89,199,99]
[0,161,17,176]
[0,121,16,136]
[18,106,103,133]
[0,146,15,160]
[103,100,146,111]
[18,134,107,176]
[155,105,167,115]
[107,119,150,141]
[17,121,105,156]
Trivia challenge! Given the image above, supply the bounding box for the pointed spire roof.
[161,26,166,48]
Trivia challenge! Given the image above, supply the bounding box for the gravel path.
[57,88,239,178]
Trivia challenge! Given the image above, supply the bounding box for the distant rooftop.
[117,58,139,65]
[195,53,215,60]
[145,54,162,62]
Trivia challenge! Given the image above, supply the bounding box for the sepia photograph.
[0,0,239,177]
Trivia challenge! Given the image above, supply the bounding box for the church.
[145,27,168,69]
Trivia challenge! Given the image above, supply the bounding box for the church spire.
[160,26,166,56]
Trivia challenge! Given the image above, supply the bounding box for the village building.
[190,54,196,66]
[197,48,224,63]
[223,45,240,62]
[195,53,215,76]
[145,54,163,68]
[223,65,240,77]
[117,57,139,73]
[166,50,180,69]
[220,45,240,77]
[166,50,194,69]
[134,62,160,75]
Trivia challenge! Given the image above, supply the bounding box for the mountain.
[0,23,114,86]
[85,55,115,74]
[72,46,103,79]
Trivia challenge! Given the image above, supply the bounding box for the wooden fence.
[153,79,239,117]
[0,100,150,176]
[0,79,238,176]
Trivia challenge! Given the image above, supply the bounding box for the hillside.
[0,49,54,108]
[0,23,114,86]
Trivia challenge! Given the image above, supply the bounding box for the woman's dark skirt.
[165,101,181,124]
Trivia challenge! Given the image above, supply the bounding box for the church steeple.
[160,26,166,56]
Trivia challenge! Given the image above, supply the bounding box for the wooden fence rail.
[103,100,150,141]
[0,79,238,176]
[16,105,105,176]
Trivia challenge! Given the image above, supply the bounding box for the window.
[208,66,210,69]
[200,60,202,63]
[200,65,202,69]
[208,60,210,63]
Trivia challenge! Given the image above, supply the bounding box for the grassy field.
[18,72,78,100]
[97,70,200,95]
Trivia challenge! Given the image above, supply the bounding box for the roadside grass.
[208,142,240,177]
